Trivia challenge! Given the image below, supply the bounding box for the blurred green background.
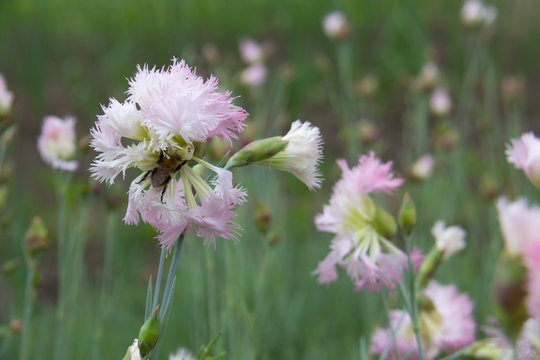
[1,0,540,358]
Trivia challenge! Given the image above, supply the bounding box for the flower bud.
[373,205,397,239]
[254,200,271,234]
[493,251,528,341]
[137,305,160,357]
[227,136,288,169]
[24,216,49,257]
[356,74,379,98]
[268,229,280,247]
[415,247,444,288]
[0,125,16,145]
[357,120,379,144]
[2,258,21,274]
[123,339,142,360]
[398,192,416,236]
[9,318,23,334]
[322,11,350,40]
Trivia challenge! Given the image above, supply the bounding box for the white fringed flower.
[431,221,466,260]
[322,11,349,40]
[169,348,196,360]
[506,132,540,189]
[258,120,323,190]
[0,74,14,116]
[37,115,78,171]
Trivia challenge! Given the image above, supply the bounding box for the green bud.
[24,216,49,257]
[0,185,7,212]
[2,258,21,274]
[268,229,280,247]
[138,305,160,357]
[226,137,288,169]
[0,125,17,145]
[415,247,444,289]
[493,251,528,342]
[398,192,416,236]
[373,205,397,239]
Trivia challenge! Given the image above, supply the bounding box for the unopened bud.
[123,339,142,360]
[254,200,271,234]
[2,258,21,274]
[357,120,379,144]
[493,251,528,342]
[0,125,16,145]
[398,192,416,236]
[356,74,379,98]
[138,305,160,357]
[373,205,397,239]
[416,247,444,288]
[227,137,288,169]
[268,229,280,247]
[24,216,49,257]
[9,318,23,333]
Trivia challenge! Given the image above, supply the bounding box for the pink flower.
[239,39,264,64]
[240,64,267,88]
[90,59,248,250]
[0,74,14,116]
[430,88,452,116]
[37,115,78,171]
[313,152,405,291]
[410,154,435,180]
[371,281,476,360]
[506,132,540,189]
[322,11,349,40]
[496,197,540,257]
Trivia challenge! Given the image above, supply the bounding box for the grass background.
[1,0,540,358]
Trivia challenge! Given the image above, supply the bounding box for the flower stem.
[19,256,35,360]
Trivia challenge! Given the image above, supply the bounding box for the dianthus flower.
[431,220,466,260]
[37,115,78,171]
[371,281,476,360]
[506,132,540,190]
[90,59,249,251]
[0,74,14,116]
[169,348,195,360]
[313,152,405,291]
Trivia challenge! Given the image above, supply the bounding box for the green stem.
[19,257,35,360]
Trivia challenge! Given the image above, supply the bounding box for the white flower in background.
[0,74,13,116]
[169,348,196,360]
[322,11,349,40]
[239,39,264,64]
[257,120,323,190]
[410,154,435,180]
[461,0,497,28]
[506,132,540,189]
[124,339,142,360]
[430,88,452,117]
[432,221,466,260]
[416,62,439,90]
[240,63,267,88]
[37,115,78,171]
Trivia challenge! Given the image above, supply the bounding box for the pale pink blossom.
[430,88,452,116]
[239,39,264,64]
[0,74,14,116]
[240,64,267,88]
[322,11,349,40]
[90,59,248,250]
[313,152,405,291]
[431,221,466,260]
[506,132,540,189]
[37,115,78,171]
[371,281,476,360]
[410,154,435,180]
[496,197,540,257]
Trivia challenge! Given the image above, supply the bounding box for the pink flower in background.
[313,152,405,291]
[429,88,452,116]
[90,59,248,250]
[322,11,349,40]
[37,115,78,171]
[506,132,540,189]
[0,74,14,116]
[371,281,476,360]
[239,39,264,64]
[410,154,435,180]
[240,64,267,88]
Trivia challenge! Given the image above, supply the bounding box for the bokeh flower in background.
[371,281,476,360]
[90,59,249,250]
[240,63,267,88]
[168,348,195,360]
[313,152,405,291]
[461,0,497,28]
[409,154,435,181]
[239,39,264,64]
[37,115,78,171]
[0,74,13,117]
[322,11,349,40]
[506,132,540,190]
[429,88,452,117]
